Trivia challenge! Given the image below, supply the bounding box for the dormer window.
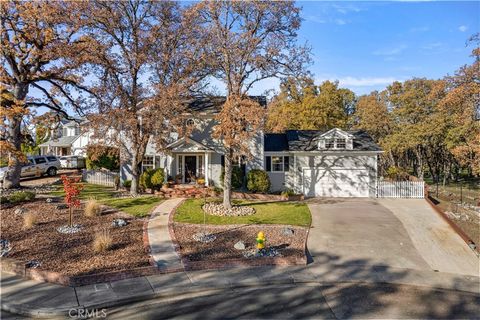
[336,138,346,149]
[319,128,354,150]
[325,138,346,149]
[325,139,335,148]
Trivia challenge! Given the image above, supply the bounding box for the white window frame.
[142,156,154,172]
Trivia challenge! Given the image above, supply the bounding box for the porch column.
[205,152,209,186]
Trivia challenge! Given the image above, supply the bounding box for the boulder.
[234,241,246,250]
[282,227,294,236]
[14,208,26,215]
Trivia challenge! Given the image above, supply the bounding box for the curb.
[3,273,479,319]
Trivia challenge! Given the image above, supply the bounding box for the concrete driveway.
[307,198,479,276]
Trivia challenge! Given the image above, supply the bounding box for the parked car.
[59,156,86,169]
[0,155,61,181]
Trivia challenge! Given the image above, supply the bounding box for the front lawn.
[50,183,162,217]
[174,199,311,227]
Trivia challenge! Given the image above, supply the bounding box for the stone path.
[147,198,185,270]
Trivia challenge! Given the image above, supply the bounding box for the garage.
[303,168,371,197]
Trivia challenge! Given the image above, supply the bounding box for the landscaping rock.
[25,260,41,269]
[234,241,246,250]
[193,232,216,243]
[202,202,255,217]
[243,247,281,258]
[56,204,68,210]
[282,227,295,236]
[14,208,26,215]
[57,224,82,234]
[0,239,11,257]
[112,218,128,227]
[45,197,59,203]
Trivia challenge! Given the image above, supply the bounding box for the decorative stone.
[282,227,295,236]
[56,204,68,210]
[202,203,255,217]
[46,198,53,203]
[25,260,41,269]
[234,241,246,250]
[243,247,281,258]
[112,218,128,227]
[0,239,11,257]
[193,232,216,243]
[14,208,26,215]
[57,224,82,234]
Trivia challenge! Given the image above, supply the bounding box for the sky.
[247,1,480,96]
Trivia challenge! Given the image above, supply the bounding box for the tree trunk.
[130,155,140,197]
[3,83,28,189]
[415,148,424,180]
[223,148,233,209]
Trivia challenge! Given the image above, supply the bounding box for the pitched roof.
[264,129,382,152]
[186,96,267,114]
[39,135,79,147]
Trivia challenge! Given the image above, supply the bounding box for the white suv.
[0,155,61,181]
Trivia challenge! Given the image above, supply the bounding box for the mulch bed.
[1,199,150,277]
[172,223,308,262]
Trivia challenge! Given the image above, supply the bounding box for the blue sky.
[248,1,479,96]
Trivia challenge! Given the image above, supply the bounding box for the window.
[336,138,346,149]
[46,156,57,162]
[265,156,290,172]
[62,128,68,136]
[34,157,47,164]
[142,156,154,172]
[74,127,80,135]
[325,139,335,148]
[324,138,347,149]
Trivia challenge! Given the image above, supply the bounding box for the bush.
[123,180,132,188]
[23,212,37,229]
[86,146,119,170]
[281,188,296,197]
[93,228,112,253]
[386,166,409,181]
[85,198,102,217]
[246,169,271,193]
[8,191,35,204]
[220,166,244,189]
[140,169,155,191]
[150,168,165,190]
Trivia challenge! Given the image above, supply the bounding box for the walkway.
[147,198,185,270]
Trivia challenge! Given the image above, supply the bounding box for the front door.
[184,156,197,183]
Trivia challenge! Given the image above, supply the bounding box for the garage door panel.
[303,169,370,197]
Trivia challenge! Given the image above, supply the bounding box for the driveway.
[307,198,479,276]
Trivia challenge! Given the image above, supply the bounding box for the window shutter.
[221,155,225,168]
[266,156,271,172]
[284,156,290,172]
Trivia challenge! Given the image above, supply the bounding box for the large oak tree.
[1,0,95,188]
[193,1,310,208]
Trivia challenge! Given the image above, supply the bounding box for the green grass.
[174,199,311,227]
[50,183,162,217]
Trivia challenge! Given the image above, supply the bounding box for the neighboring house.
[121,96,383,197]
[39,119,91,157]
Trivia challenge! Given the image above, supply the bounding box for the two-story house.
[121,96,383,197]
[39,119,91,157]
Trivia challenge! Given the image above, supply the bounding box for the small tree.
[61,175,83,227]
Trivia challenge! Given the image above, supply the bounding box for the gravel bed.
[1,199,149,276]
[172,223,308,262]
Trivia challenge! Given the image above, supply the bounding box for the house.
[39,119,91,157]
[121,96,383,197]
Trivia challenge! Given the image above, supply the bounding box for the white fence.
[377,181,425,198]
[81,169,118,187]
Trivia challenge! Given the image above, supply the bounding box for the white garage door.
[303,168,370,197]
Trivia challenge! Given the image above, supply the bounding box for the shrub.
[246,169,271,193]
[220,166,244,189]
[150,168,165,190]
[123,180,132,188]
[86,145,119,170]
[93,228,112,253]
[386,166,409,181]
[281,188,296,197]
[85,198,102,217]
[140,169,155,191]
[23,212,37,229]
[9,191,35,203]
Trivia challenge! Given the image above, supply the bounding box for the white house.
[39,119,91,157]
[120,96,383,197]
